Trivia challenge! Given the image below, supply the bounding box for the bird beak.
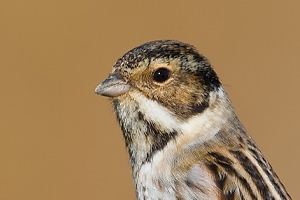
[95,73,131,97]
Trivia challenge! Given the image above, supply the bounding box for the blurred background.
[0,1,299,199]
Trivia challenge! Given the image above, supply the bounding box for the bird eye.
[153,68,171,83]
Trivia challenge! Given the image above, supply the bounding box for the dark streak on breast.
[138,111,178,164]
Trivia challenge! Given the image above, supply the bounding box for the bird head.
[95,40,221,119]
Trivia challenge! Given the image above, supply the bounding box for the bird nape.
[95,40,291,200]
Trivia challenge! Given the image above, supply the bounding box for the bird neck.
[113,87,234,175]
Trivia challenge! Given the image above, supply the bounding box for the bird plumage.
[95,40,291,200]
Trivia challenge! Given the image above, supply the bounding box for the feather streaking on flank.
[95,40,291,200]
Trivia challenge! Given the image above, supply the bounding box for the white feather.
[130,91,181,131]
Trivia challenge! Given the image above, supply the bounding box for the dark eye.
[153,68,171,83]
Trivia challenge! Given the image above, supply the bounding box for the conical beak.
[95,73,131,97]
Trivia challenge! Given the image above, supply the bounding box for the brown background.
[0,1,299,199]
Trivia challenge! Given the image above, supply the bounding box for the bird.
[95,40,291,200]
